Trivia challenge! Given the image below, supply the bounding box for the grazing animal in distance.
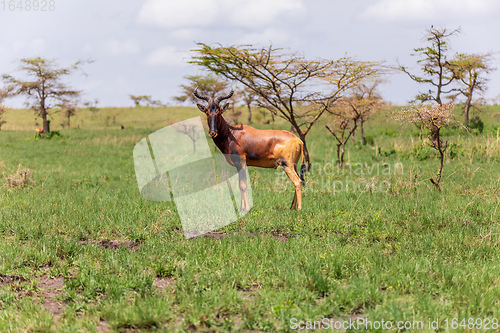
[194,89,305,210]
[35,128,43,135]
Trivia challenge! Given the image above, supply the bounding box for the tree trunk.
[464,101,470,126]
[464,78,476,126]
[336,144,341,168]
[464,91,473,126]
[42,109,49,134]
[430,129,444,191]
[430,148,444,191]
[339,143,346,168]
[247,103,252,124]
[360,118,366,145]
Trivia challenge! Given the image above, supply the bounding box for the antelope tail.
[299,142,306,187]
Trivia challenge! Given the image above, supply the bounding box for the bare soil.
[80,239,142,251]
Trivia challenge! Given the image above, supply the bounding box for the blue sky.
[1,0,499,107]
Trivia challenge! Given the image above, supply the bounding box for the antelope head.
[194,89,234,138]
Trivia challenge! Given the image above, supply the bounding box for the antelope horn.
[193,88,210,102]
[215,89,234,104]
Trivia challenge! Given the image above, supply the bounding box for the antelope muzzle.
[209,115,218,138]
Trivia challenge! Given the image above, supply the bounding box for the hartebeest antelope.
[194,89,305,210]
[35,128,44,135]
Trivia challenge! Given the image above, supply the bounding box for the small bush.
[364,134,375,145]
[413,145,433,160]
[441,125,463,136]
[3,164,35,189]
[379,129,397,137]
[34,130,62,140]
[468,116,484,134]
[448,143,465,159]
[378,147,397,157]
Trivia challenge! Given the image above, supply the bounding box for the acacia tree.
[0,90,7,130]
[83,98,100,114]
[343,79,385,145]
[325,110,358,168]
[394,103,461,190]
[59,99,79,129]
[447,53,495,125]
[399,27,461,105]
[324,80,385,166]
[174,122,200,153]
[191,43,382,171]
[174,74,228,104]
[129,95,161,107]
[2,57,86,134]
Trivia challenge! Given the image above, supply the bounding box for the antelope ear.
[196,104,207,113]
[221,103,229,113]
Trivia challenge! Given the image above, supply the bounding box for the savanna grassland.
[0,105,499,332]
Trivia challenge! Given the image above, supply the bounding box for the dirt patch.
[238,283,262,301]
[0,273,27,284]
[97,320,108,333]
[38,277,64,290]
[203,231,228,239]
[37,277,66,318]
[2,275,109,330]
[153,277,175,290]
[80,239,142,251]
[264,231,296,242]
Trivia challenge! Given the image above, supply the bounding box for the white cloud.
[238,28,292,45]
[145,46,190,67]
[12,40,26,53]
[359,0,500,22]
[169,29,201,40]
[31,38,45,50]
[83,42,93,53]
[137,0,304,30]
[11,38,46,53]
[137,0,218,30]
[227,0,304,28]
[105,40,140,56]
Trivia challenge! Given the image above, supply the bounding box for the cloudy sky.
[1,0,499,107]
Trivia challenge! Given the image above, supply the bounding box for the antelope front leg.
[238,165,250,211]
[232,156,250,212]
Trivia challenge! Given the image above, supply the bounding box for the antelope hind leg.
[283,165,302,210]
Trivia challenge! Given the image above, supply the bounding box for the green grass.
[0,106,499,332]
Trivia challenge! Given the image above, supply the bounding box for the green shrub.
[413,145,433,160]
[364,134,375,146]
[34,130,62,140]
[448,142,464,159]
[379,129,397,137]
[468,116,484,134]
[377,147,397,157]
